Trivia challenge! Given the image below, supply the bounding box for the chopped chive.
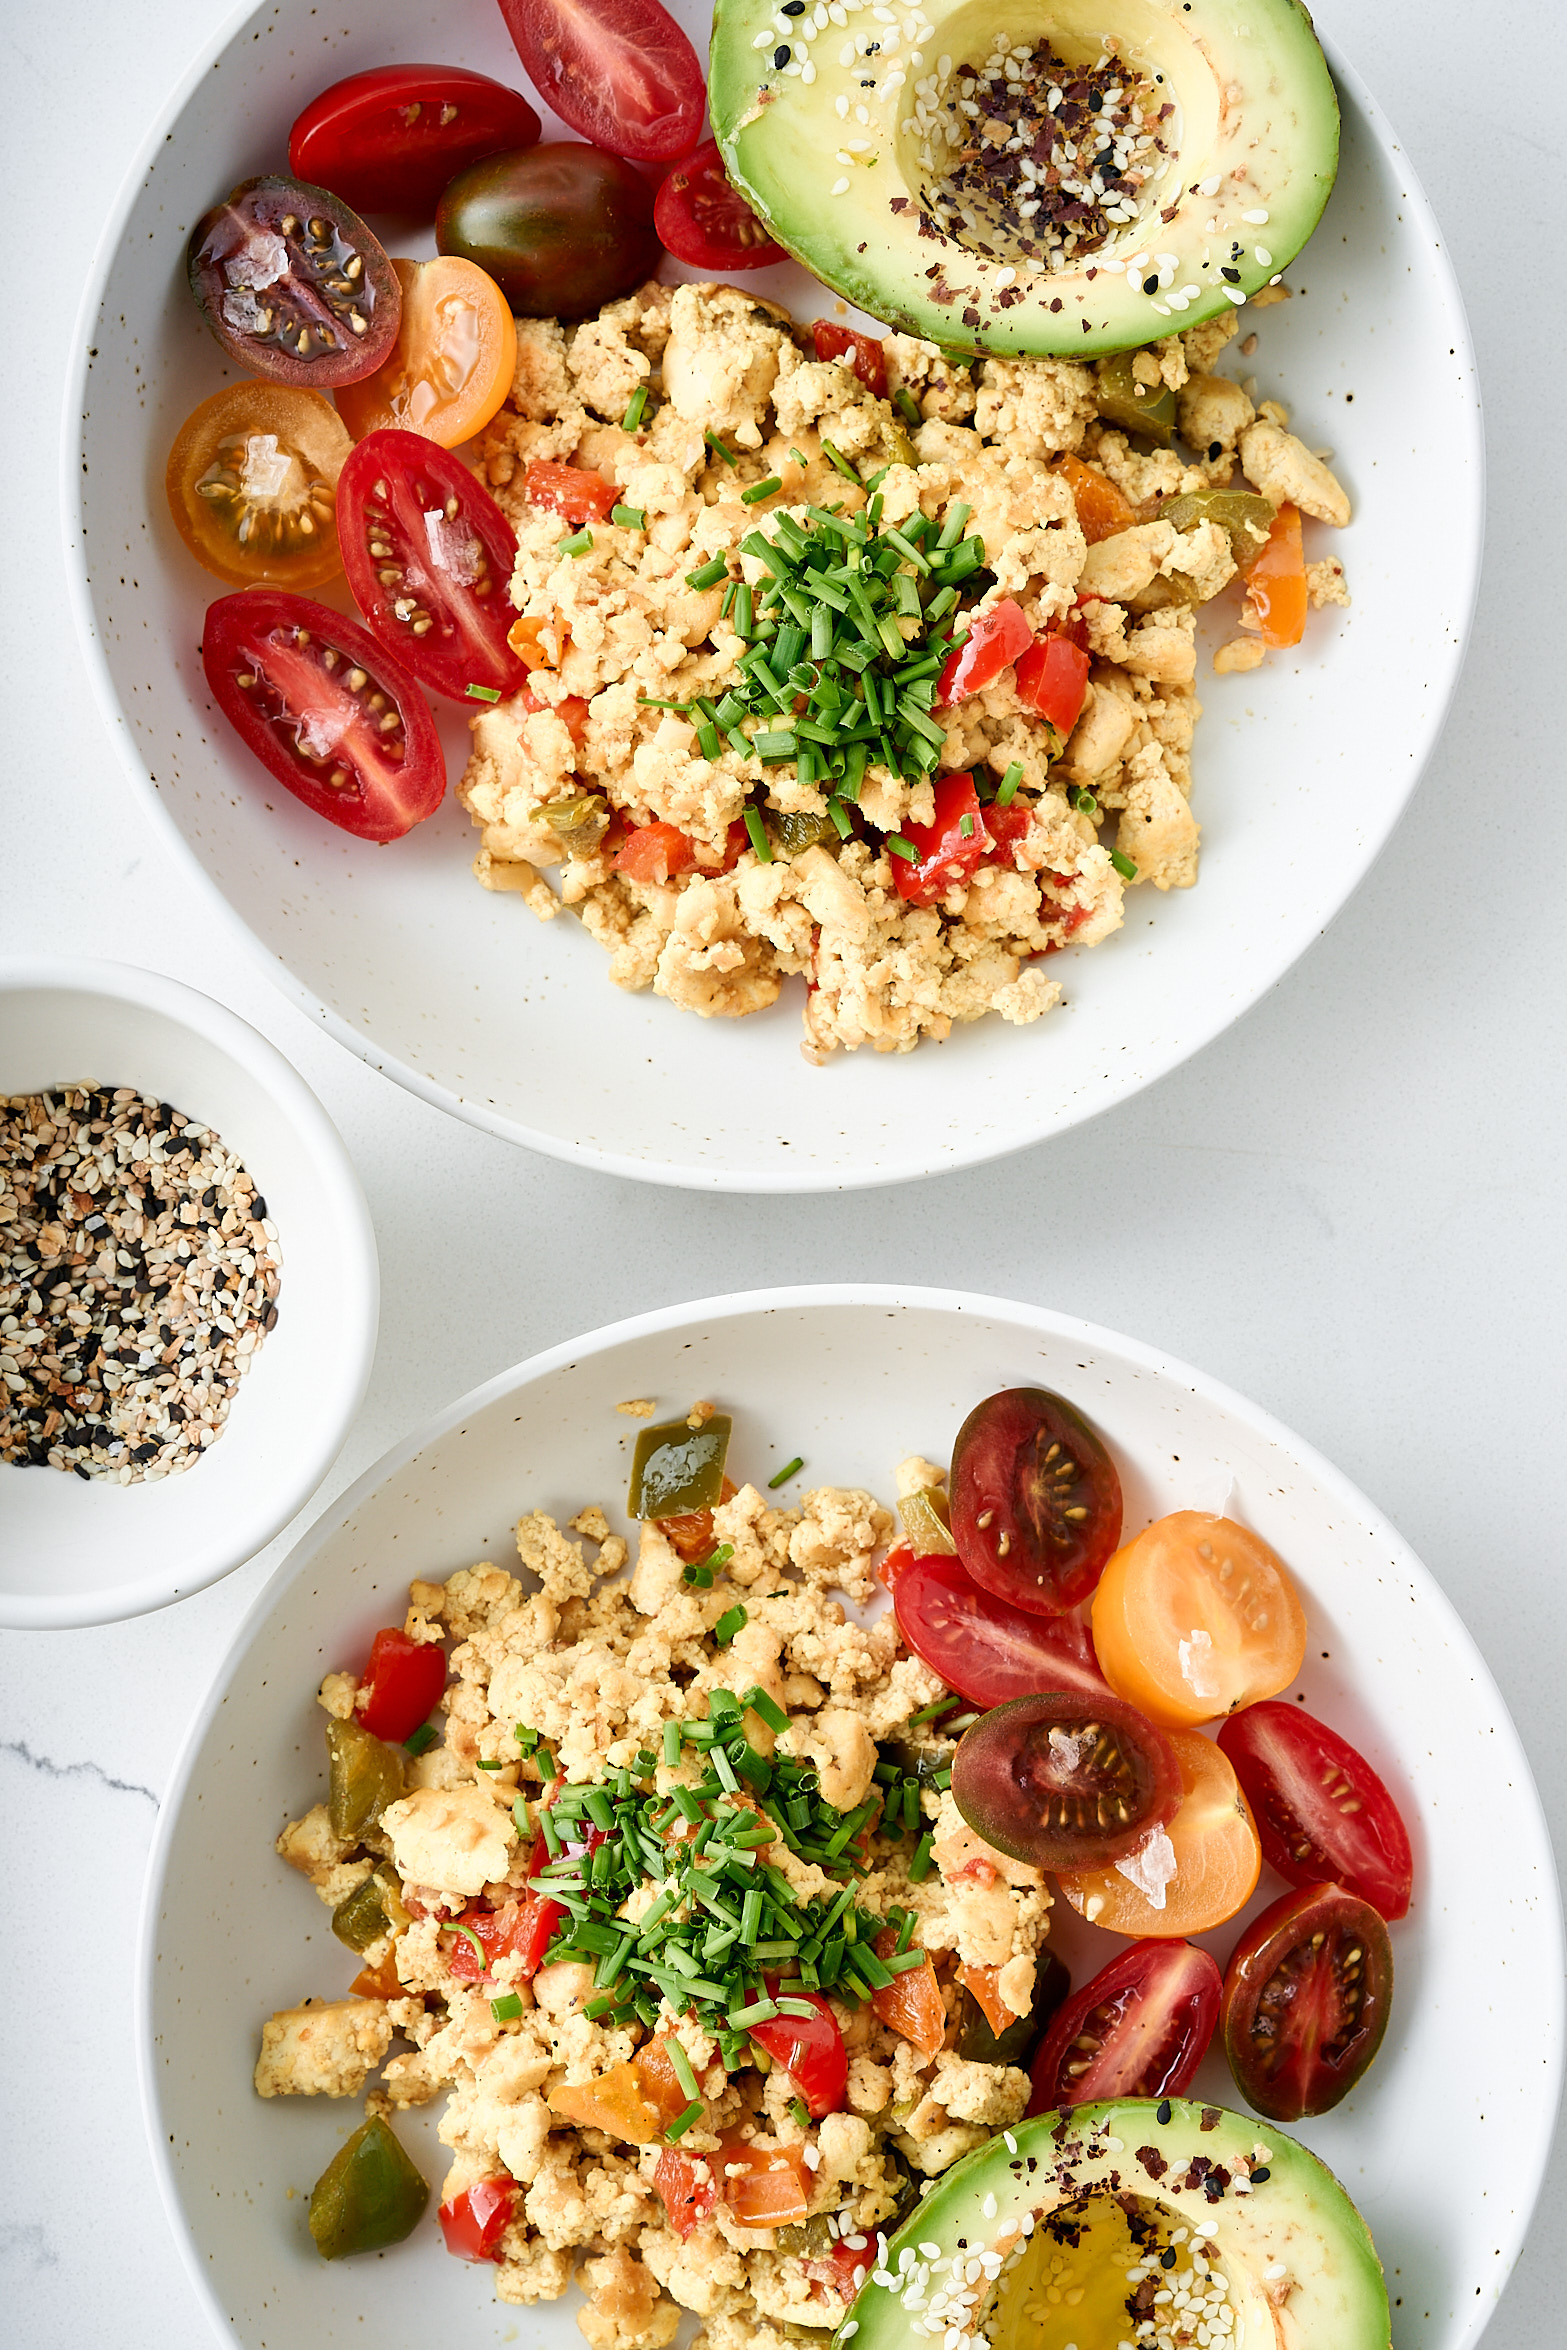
[884,1946,928,1975]
[611,503,648,530]
[449,1921,489,1972]
[663,1720,681,1766]
[936,501,972,551]
[464,683,502,702]
[820,439,861,483]
[734,582,754,637]
[789,2094,811,2128]
[621,385,649,432]
[1074,787,1098,815]
[768,1455,804,1490]
[744,808,773,862]
[715,1604,748,1645]
[1110,848,1139,880]
[893,386,923,429]
[887,835,918,863]
[997,763,1024,807]
[740,1684,789,1735]
[665,2098,706,2142]
[908,1831,935,1883]
[490,1991,523,2022]
[475,1757,504,1770]
[705,430,738,468]
[883,527,930,575]
[908,1693,959,1727]
[698,1543,736,1575]
[683,1563,714,1589]
[828,798,853,838]
[742,476,784,505]
[403,1722,438,1756]
[775,1995,820,2019]
[789,447,807,467]
[666,2038,700,2100]
[558,528,593,557]
[687,553,730,591]
[958,812,975,838]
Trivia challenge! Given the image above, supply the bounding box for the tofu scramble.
[460,280,1351,1062]
[258,1442,1059,2344]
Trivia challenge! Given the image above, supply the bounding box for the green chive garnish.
[887,835,918,862]
[908,1832,935,1883]
[558,528,593,557]
[403,1722,438,1756]
[996,763,1024,807]
[742,476,783,505]
[1111,848,1139,880]
[820,439,861,483]
[744,808,773,862]
[959,812,975,838]
[705,431,738,468]
[715,1605,748,1645]
[893,387,923,429]
[665,2098,706,2141]
[475,1757,503,1770]
[464,683,502,702]
[611,504,648,530]
[491,1991,523,2022]
[768,1456,804,1489]
[1075,787,1098,814]
[686,553,730,591]
[621,385,649,432]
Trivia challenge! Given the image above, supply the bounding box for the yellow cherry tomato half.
[1056,1728,1261,1938]
[334,256,517,448]
[165,383,351,589]
[1090,1512,1308,1729]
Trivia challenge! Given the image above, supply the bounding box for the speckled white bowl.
[140,1288,1560,2350]
[0,958,377,1627]
[64,3,1482,1189]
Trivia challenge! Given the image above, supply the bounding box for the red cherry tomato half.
[1015,631,1091,737]
[655,139,784,269]
[201,589,445,842]
[950,1690,1182,1872]
[936,598,1033,705]
[357,1626,447,1742]
[495,0,706,164]
[336,429,526,702]
[1217,1702,1413,1922]
[289,66,542,217]
[894,1552,1112,1709]
[811,321,889,397]
[950,1387,1123,1616]
[523,459,618,526]
[1221,1883,1394,2121]
[1027,1940,1222,2114]
[614,821,698,885]
[749,1990,848,2118]
[438,2176,518,2261]
[893,772,998,908]
[187,176,401,390]
[653,2145,716,2239]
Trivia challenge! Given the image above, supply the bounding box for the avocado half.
[710,0,1339,357]
[843,2096,1390,2350]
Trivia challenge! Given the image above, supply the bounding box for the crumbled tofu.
[380,1784,518,1897]
[254,1998,392,2098]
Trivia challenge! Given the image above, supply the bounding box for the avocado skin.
[844,2095,1391,2350]
[710,0,1340,358]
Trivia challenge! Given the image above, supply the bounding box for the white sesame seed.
[831,176,851,194]
[1241,207,1269,223]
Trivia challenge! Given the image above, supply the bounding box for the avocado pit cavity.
[984,2187,1239,2350]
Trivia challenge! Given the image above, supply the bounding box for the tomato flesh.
[1222,1883,1394,2120]
[720,2138,813,2227]
[445,1891,560,1983]
[656,140,785,269]
[950,1690,1181,1872]
[807,2241,875,2303]
[187,175,400,389]
[871,1931,946,2059]
[894,1552,1112,1709]
[950,1387,1123,1617]
[201,589,445,842]
[614,821,698,886]
[1091,1513,1308,1728]
[437,142,661,319]
[1027,1940,1221,2113]
[357,1626,446,1743]
[653,2145,716,2237]
[811,322,889,397]
[1056,1728,1261,1940]
[496,0,706,164]
[524,460,618,526]
[749,1990,848,2118]
[290,65,541,217]
[1217,1701,1413,1922]
[936,598,1033,705]
[438,2176,517,2261]
[336,429,527,702]
[1015,633,1091,737]
[893,773,1001,908]
[1240,502,1307,648]
[335,257,517,448]
[1055,453,1138,544]
[165,384,351,592]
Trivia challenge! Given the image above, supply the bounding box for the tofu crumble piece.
[461,281,1349,1061]
[258,1443,1056,2344]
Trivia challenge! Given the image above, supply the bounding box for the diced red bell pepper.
[806,2240,876,2303]
[720,2136,815,2227]
[445,1893,556,1984]
[613,820,698,886]
[750,1986,849,2118]
[1014,632,1090,738]
[811,320,889,398]
[357,1627,447,1744]
[654,2146,717,2239]
[439,2176,518,2262]
[935,598,1033,706]
[522,460,617,525]
[892,772,996,908]
[519,685,590,743]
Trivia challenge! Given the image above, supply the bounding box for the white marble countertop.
[3,0,1564,2339]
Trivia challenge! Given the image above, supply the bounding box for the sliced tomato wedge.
[812,321,889,397]
[438,2176,518,2261]
[336,429,526,701]
[894,1552,1111,1709]
[523,459,618,526]
[892,772,996,908]
[653,2145,716,2238]
[1015,632,1091,737]
[749,1991,848,2119]
[936,599,1033,705]
[1221,1883,1394,2120]
[720,2138,813,2228]
[201,588,444,842]
[656,140,784,269]
[335,256,517,449]
[357,1626,447,1743]
[495,0,706,164]
[1217,1702,1413,1922]
[1026,1941,1221,2113]
[290,65,542,218]
[871,1930,946,2059]
[1240,502,1307,648]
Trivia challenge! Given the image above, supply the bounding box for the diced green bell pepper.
[308,2114,428,2260]
[326,1717,405,1844]
[629,1415,732,1520]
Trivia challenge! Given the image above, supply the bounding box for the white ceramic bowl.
[0,959,377,1628]
[65,6,1482,1190]
[140,1286,1559,2349]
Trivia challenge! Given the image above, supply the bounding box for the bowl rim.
[135,1281,1562,2346]
[0,953,380,1629]
[59,13,1485,1193]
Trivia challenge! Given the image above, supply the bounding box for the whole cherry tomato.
[437,144,660,318]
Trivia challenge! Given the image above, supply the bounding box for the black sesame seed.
[251,1196,268,1220]
[1161,2249,1178,2270]
[1143,277,1159,294]
[773,43,791,67]
[1250,2166,1270,2183]
[1156,2100,1173,2125]
[1221,267,1240,283]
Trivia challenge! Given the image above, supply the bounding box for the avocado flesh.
[843,2097,1390,2350]
[710,0,1339,358]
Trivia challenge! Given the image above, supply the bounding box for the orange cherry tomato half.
[335,256,517,448]
[1240,501,1307,648]
[165,383,350,589]
[1090,1512,1308,1729]
[1056,1727,1261,1939]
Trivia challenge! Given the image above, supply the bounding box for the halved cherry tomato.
[935,598,1033,705]
[892,773,997,908]
[720,2138,814,2227]
[336,257,517,448]
[1056,1727,1261,1938]
[653,2144,716,2238]
[1221,1883,1393,2120]
[496,0,706,163]
[812,321,889,397]
[951,1690,1182,1873]
[894,1552,1112,1709]
[1217,1702,1413,1922]
[357,1626,447,1742]
[749,1991,848,2119]
[201,589,445,842]
[165,384,351,590]
[187,175,400,388]
[438,2176,518,2261]
[1091,1514,1308,1729]
[950,1387,1123,1617]
[1055,452,1137,544]
[871,1930,946,2059]
[290,66,542,217]
[336,429,526,702]
[656,140,785,269]
[1240,501,1306,648]
[523,460,618,526]
[877,1538,914,1590]
[1025,1940,1221,2112]
[1014,632,1091,738]
[614,820,698,887]
[437,143,661,318]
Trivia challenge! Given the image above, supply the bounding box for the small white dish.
[63,3,1482,1190]
[0,959,378,1628]
[139,1286,1560,2350]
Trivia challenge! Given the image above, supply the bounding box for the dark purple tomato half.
[951,1387,1123,1617]
[951,1690,1182,1872]
[187,175,401,389]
